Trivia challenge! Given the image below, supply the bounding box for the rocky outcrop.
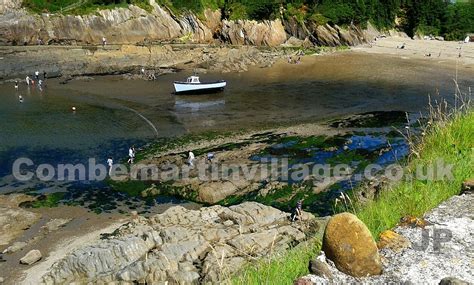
[0,44,281,79]
[41,202,317,284]
[283,17,379,47]
[220,19,287,46]
[322,212,382,277]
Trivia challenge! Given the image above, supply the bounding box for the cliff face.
[0,0,214,45]
[283,16,380,47]
[0,0,378,47]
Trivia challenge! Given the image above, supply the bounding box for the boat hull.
[173,81,226,95]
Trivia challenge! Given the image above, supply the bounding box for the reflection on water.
[174,96,226,112]
[0,52,472,195]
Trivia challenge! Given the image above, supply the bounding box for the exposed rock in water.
[41,202,318,284]
[20,249,42,265]
[322,212,382,277]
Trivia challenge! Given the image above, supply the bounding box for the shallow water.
[0,52,472,196]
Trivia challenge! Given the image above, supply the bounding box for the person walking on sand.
[107,157,114,176]
[102,37,107,47]
[290,199,303,222]
[35,70,39,80]
[26,75,30,85]
[43,71,47,80]
[14,81,18,90]
[18,95,23,103]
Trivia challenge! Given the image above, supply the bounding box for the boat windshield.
[187,76,200,83]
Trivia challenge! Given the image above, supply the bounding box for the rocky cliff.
[0,0,378,47]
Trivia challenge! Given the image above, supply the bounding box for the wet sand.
[0,204,124,284]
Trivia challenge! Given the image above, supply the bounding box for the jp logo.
[412,228,452,252]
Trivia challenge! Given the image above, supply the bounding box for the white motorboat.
[173,75,226,94]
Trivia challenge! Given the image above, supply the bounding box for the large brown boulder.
[322,212,382,277]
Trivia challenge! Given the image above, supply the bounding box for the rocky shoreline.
[0,197,324,284]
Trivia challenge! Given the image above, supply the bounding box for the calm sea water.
[0,52,472,193]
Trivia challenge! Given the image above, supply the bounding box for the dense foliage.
[22,0,473,40]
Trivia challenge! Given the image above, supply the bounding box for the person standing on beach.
[43,71,47,80]
[35,70,39,80]
[25,75,30,85]
[14,81,18,90]
[107,157,114,176]
[102,37,107,47]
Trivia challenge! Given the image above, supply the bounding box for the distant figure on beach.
[465,36,470,43]
[127,146,135,164]
[296,57,301,64]
[26,75,30,85]
[18,95,23,103]
[35,70,39,80]
[102,37,107,47]
[288,56,292,64]
[188,151,195,167]
[107,157,114,176]
[38,79,43,87]
[141,67,145,74]
[14,81,18,90]
[290,199,303,222]
[43,71,47,80]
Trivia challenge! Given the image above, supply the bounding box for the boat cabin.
[187,76,200,83]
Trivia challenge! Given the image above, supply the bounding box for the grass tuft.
[232,238,321,285]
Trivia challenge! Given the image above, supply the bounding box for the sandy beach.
[353,36,474,67]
